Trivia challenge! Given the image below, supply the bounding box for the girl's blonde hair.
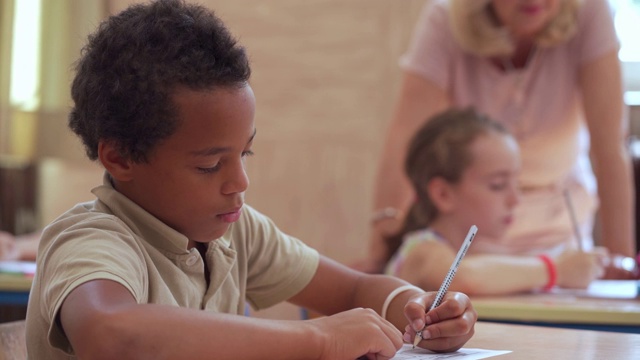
[449,0,582,56]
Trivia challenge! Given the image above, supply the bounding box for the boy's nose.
[222,162,249,195]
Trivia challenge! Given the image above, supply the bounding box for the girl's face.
[448,132,521,239]
[490,0,562,40]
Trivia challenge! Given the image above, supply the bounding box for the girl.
[385,108,606,295]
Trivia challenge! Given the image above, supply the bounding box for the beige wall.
[36,0,426,319]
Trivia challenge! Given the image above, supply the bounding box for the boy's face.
[448,132,521,239]
[118,85,256,248]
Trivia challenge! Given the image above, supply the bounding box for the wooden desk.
[0,273,32,306]
[0,273,32,323]
[471,282,640,333]
[469,321,640,359]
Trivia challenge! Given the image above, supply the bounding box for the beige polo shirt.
[26,175,319,358]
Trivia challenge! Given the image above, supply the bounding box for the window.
[10,0,42,112]
[610,0,640,91]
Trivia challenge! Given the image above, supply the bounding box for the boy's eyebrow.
[487,170,514,179]
[190,129,257,157]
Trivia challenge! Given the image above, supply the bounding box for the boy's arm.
[60,278,402,359]
[289,256,476,352]
[61,279,319,359]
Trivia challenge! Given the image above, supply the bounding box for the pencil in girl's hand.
[563,189,583,251]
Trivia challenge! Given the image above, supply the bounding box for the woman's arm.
[580,49,636,258]
[368,72,451,270]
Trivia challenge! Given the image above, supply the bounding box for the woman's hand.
[601,254,640,280]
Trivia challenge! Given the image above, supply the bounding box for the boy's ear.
[426,177,455,214]
[98,140,134,181]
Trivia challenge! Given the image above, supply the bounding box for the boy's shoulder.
[40,198,131,246]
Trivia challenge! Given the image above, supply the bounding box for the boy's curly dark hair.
[68,0,251,163]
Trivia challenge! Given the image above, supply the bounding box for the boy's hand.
[403,292,476,352]
[308,308,403,360]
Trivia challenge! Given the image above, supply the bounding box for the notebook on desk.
[0,261,35,292]
[549,280,639,300]
[0,261,36,277]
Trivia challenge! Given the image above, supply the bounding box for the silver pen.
[413,225,477,348]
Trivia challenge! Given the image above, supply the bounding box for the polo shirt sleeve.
[36,212,148,352]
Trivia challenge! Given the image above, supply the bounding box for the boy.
[25,1,476,358]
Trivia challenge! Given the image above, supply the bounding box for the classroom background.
[1,0,640,321]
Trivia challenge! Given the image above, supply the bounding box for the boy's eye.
[197,151,253,174]
[242,150,254,158]
[489,182,508,191]
[197,163,221,174]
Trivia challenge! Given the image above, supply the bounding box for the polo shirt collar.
[91,172,193,254]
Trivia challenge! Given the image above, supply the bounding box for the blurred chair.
[0,320,26,360]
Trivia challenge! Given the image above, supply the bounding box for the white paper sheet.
[0,260,36,276]
[391,344,511,359]
[549,280,639,299]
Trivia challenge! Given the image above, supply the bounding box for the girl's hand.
[555,247,607,288]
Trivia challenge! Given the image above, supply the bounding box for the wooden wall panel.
[208,0,424,261]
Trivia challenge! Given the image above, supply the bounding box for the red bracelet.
[538,254,557,291]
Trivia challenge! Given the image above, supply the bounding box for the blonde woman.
[366,0,636,278]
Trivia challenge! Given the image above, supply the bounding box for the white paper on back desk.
[549,280,639,299]
[391,344,511,359]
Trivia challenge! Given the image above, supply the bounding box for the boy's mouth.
[218,207,242,223]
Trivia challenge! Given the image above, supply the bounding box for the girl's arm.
[397,240,605,295]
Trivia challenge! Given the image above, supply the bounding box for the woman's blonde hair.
[449,0,582,56]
